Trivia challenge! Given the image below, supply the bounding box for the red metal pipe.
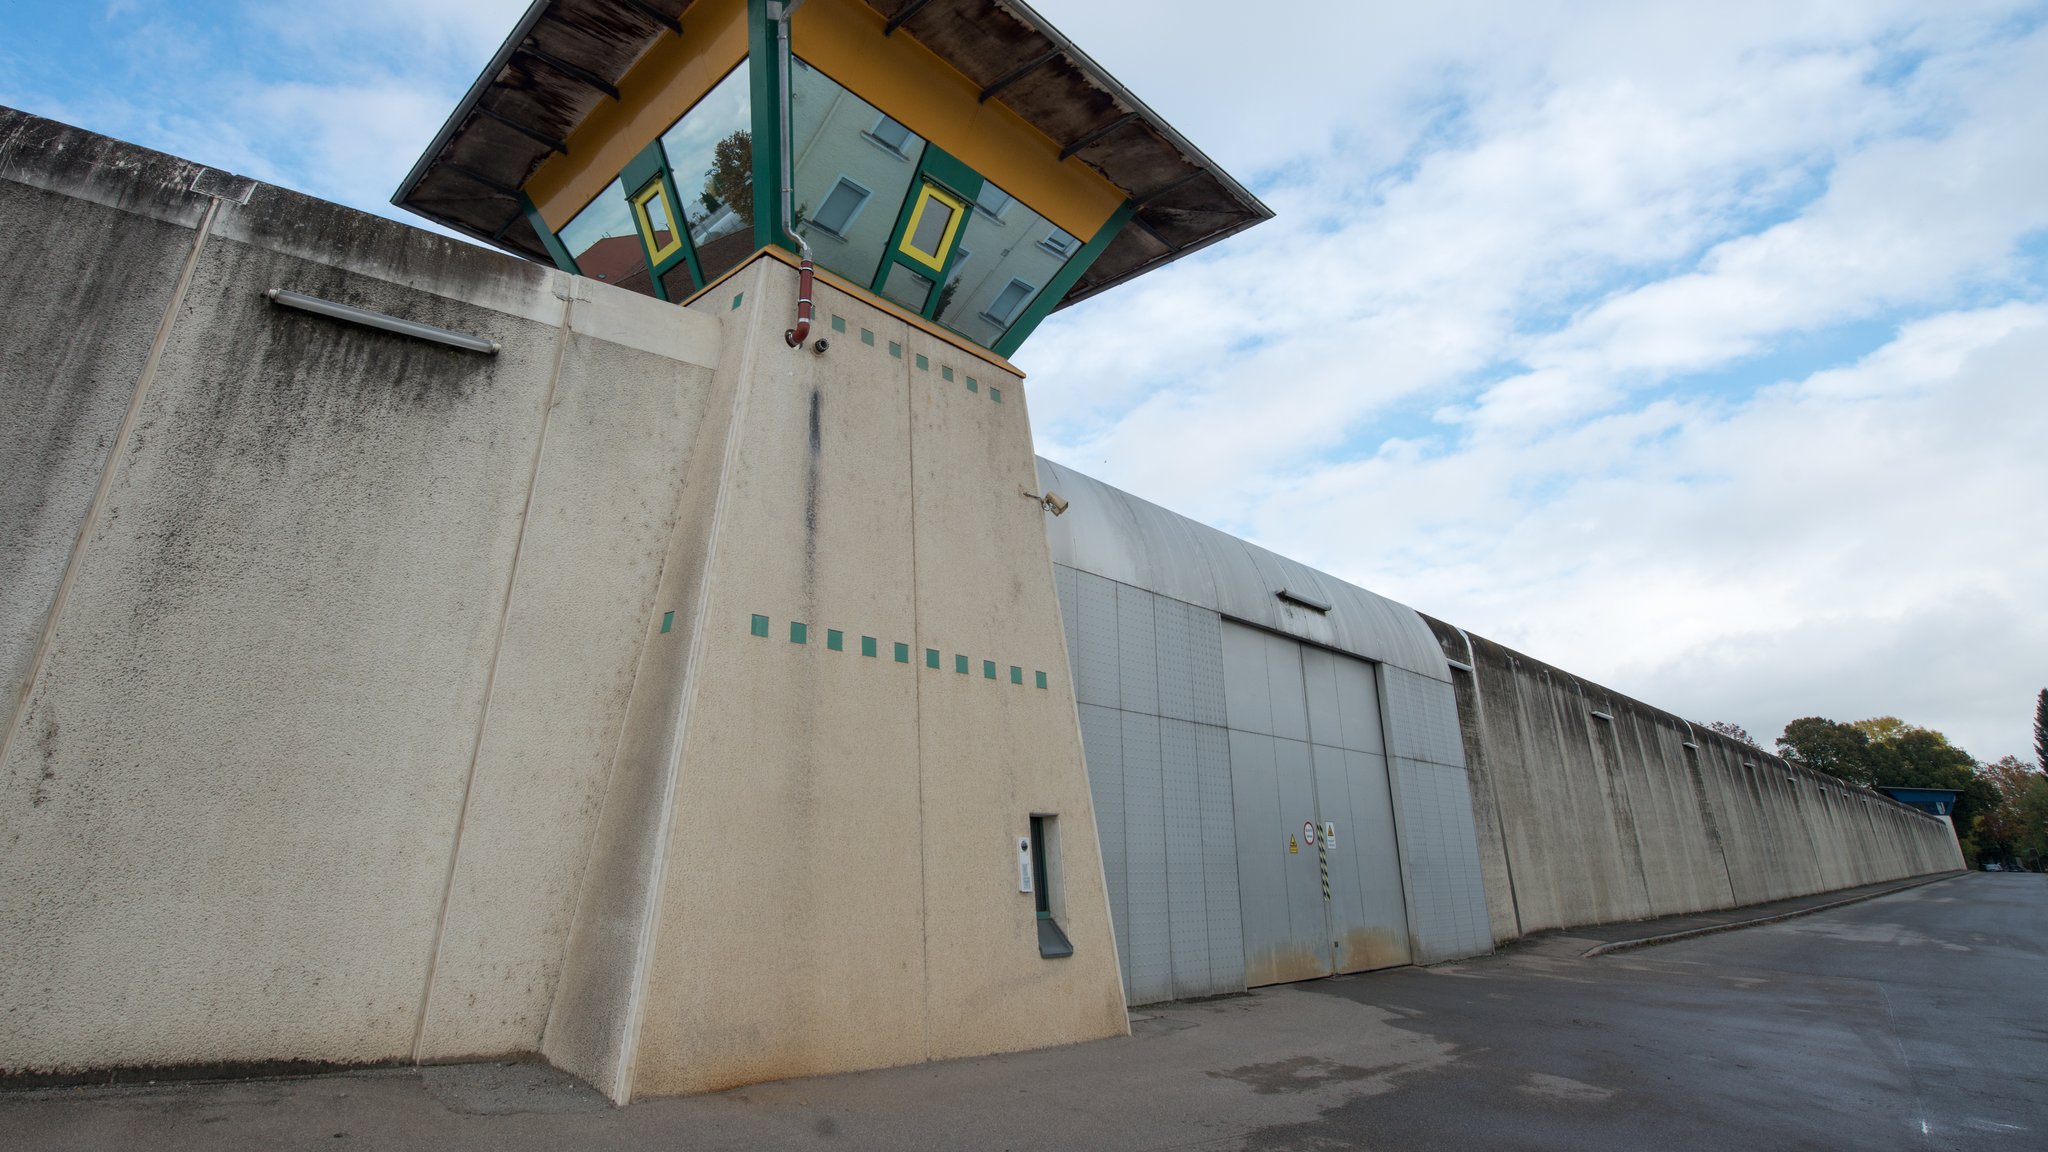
[785,258,814,347]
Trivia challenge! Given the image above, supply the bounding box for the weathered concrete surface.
[1425,617,1964,945]
[618,260,1126,1098]
[0,108,722,1076]
[4,874,2038,1150]
[1,110,1123,1099]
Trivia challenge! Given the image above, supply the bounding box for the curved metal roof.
[1037,459,1453,683]
[393,0,1271,308]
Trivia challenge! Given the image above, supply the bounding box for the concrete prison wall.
[1422,619,1966,946]
[1,110,1131,1097]
[0,109,726,1075]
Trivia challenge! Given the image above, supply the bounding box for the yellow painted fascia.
[793,0,1126,241]
[527,0,750,232]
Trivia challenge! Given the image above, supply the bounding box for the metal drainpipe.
[773,0,815,347]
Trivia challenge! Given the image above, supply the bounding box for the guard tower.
[392,0,1269,1103]
[396,0,1269,357]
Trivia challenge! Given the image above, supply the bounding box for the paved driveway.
[4,874,2040,1150]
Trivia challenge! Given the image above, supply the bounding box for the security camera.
[1042,491,1070,516]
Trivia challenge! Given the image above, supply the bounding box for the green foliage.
[1977,755,2046,865]
[705,130,753,229]
[2035,689,2047,774]
[1705,720,1759,748]
[1777,717,1879,786]
[1774,715,1999,862]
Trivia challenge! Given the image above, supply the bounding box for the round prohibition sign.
[1302,820,1317,847]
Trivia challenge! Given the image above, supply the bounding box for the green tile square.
[827,628,844,651]
[861,635,878,658]
[926,648,941,669]
[861,328,875,346]
[954,654,968,675]
[1035,670,1048,690]
[1010,665,1022,684]
[894,642,910,663]
[750,614,770,637]
[888,341,903,358]
[965,376,978,393]
[731,292,744,310]
[915,353,929,371]
[660,611,674,634]
[790,621,807,644]
[941,366,954,382]
[990,387,1002,403]
[983,660,997,680]
[830,314,846,333]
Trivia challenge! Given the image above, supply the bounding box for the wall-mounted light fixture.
[1589,711,1613,722]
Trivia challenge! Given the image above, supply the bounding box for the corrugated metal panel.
[1116,583,1160,717]
[1076,703,1129,988]
[1264,628,1311,744]
[1074,569,1122,709]
[1228,729,1295,988]
[1160,717,1211,999]
[1388,754,1493,963]
[1121,711,1172,1004]
[1383,665,1464,767]
[1220,617,1274,737]
[1195,722,1242,989]
[1055,563,1080,678]
[1272,736,1330,975]
[1152,596,1196,723]
[1189,608,1229,727]
[1336,747,1411,970]
[1039,458,1451,683]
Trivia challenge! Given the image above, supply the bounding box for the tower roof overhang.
[393,0,1272,311]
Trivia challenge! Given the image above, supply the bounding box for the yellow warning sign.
[1289,835,1298,854]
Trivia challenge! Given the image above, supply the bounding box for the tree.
[1705,720,1759,748]
[705,130,753,229]
[1777,717,1879,786]
[2035,689,2046,774]
[1853,717,1995,861]
[1976,755,2043,865]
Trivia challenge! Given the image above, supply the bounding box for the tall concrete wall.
[1,111,1126,1097]
[1424,618,1964,944]
[0,108,724,1075]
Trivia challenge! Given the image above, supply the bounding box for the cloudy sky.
[6,1,2044,762]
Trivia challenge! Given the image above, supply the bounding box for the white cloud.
[1021,1,2048,759]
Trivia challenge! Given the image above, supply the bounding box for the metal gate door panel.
[1229,728,1289,986]
[1272,735,1332,978]
[1333,747,1411,971]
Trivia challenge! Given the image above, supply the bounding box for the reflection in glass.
[935,180,1073,346]
[906,189,956,262]
[558,178,655,297]
[880,263,934,312]
[789,57,925,289]
[660,61,755,285]
[634,180,683,263]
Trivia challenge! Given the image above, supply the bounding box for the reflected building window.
[809,177,871,238]
[659,61,755,285]
[934,179,1073,346]
[790,58,926,289]
[864,115,914,156]
[558,177,656,298]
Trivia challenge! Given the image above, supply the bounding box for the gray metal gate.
[1223,622,1410,986]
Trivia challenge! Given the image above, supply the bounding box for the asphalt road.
[3,873,2040,1151]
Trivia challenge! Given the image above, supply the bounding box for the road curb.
[1580,870,1970,958]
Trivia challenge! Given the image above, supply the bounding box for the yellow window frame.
[632,179,685,265]
[897,182,968,274]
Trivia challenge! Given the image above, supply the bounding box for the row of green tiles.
[733,612,1048,689]
[736,289,1004,405]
